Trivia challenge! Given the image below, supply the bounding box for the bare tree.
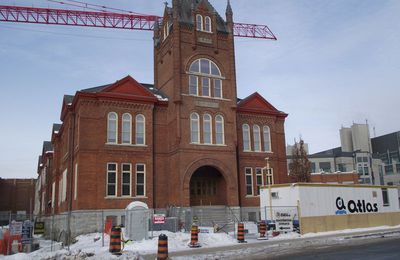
[289,139,311,182]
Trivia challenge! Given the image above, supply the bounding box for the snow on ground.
[1,224,400,259]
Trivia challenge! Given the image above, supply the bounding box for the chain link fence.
[1,206,299,254]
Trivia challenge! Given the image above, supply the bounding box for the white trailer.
[260,183,400,234]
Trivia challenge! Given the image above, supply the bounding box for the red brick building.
[36,0,288,218]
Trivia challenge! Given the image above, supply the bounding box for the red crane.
[0,2,277,40]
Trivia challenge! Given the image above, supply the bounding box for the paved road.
[276,236,400,260]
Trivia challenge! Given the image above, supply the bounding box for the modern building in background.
[287,123,387,185]
[372,131,400,186]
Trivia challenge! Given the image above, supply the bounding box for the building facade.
[35,0,288,221]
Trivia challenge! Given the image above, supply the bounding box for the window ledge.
[190,143,227,147]
[243,151,274,154]
[105,196,148,200]
[106,143,147,148]
[245,195,260,198]
[182,94,231,101]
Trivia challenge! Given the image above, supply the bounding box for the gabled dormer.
[237,92,288,118]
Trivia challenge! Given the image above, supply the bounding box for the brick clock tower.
[153,0,240,208]
[37,0,289,222]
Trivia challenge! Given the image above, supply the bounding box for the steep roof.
[237,92,288,118]
[80,77,168,101]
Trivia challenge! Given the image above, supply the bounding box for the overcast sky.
[0,0,399,178]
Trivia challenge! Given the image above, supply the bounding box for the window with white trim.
[188,58,222,98]
[256,167,264,195]
[263,126,271,152]
[203,113,212,144]
[62,169,67,202]
[121,164,131,197]
[215,115,225,145]
[253,125,261,151]
[196,14,203,31]
[190,113,200,143]
[51,182,55,208]
[107,163,117,197]
[135,114,145,145]
[136,164,145,196]
[245,167,253,196]
[107,112,118,143]
[189,75,198,95]
[204,16,211,32]
[243,124,251,151]
[122,113,132,144]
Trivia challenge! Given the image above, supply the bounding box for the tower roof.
[174,0,228,33]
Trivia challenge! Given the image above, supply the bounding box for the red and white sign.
[153,214,166,224]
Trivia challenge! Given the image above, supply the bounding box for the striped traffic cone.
[157,234,168,260]
[188,224,201,248]
[237,223,247,243]
[257,221,268,240]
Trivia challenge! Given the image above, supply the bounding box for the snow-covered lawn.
[1,224,400,259]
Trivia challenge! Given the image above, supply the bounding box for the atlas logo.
[335,197,378,215]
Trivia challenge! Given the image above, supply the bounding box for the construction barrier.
[157,234,168,260]
[257,221,268,240]
[188,224,201,248]
[237,223,247,243]
[109,226,122,255]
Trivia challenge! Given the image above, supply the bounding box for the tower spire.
[226,0,233,15]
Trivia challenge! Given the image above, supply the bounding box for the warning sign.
[153,214,166,224]
[275,211,293,232]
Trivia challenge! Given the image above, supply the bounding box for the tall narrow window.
[122,113,132,144]
[62,169,67,202]
[189,75,198,95]
[107,112,117,143]
[214,79,222,98]
[107,163,117,197]
[136,164,145,196]
[203,114,212,144]
[245,167,253,196]
[256,168,263,195]
[382,188,389,206]
[51,182,55,208]
[122,164,131,197]
[202,77,210,96]
[190,113,200,143]
[253,125,261,151]
[243,124,251,151]
[196,14,203,31]
[215,115,224,145]
[263,126,271,152]
[135,114,145,145]
[204,16,211,32]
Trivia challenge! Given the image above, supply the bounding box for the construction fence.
[0,206,299,251]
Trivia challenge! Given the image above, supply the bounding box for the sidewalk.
[141,227,400,260]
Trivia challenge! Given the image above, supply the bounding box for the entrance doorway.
[189,166,227,206]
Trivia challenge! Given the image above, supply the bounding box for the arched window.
[196,14,203,31]
[263,126,271,152]
[253,125,261,151]
[215,115,225,145]
[242,124,251,151]
[107,112,118,143]
[135,114,145,145]
[188,58,222,98]
[204,16,211,32]
[122,113,132,144]
[203,114,212,144]
[190,113,200,143]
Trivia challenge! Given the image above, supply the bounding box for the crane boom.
[0,5,277,40]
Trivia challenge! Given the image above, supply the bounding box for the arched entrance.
[189,166,227,206]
